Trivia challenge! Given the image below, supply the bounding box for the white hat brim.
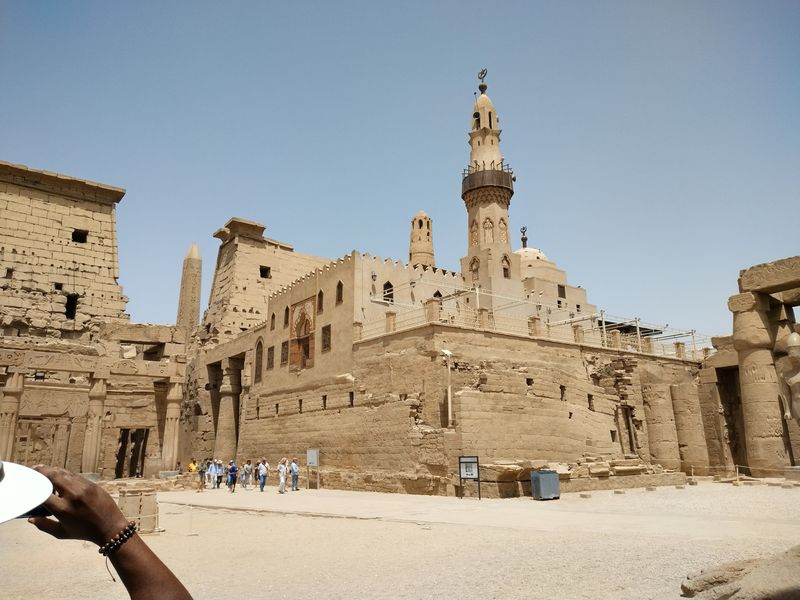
[0,462,54,524]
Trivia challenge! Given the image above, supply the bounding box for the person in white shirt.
[257,459,269,492]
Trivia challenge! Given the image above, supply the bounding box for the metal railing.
[357,303,712,361]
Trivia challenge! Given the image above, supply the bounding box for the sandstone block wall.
[0,166,128,339]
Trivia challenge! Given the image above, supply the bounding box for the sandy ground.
[2,480,799,599]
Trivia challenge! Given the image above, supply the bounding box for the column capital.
[728,291,769,314]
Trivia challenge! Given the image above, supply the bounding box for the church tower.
[409,210,434,268]
[176,242,202,333]
[459,72,523,306]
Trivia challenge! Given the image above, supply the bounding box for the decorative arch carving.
[470,221,479,246]
[470,257,480,282]
[483,218,494,244]
[498,218,508,244]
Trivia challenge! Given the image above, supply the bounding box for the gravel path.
[2,481,798,599]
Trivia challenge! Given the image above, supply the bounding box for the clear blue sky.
[1,1,798,336]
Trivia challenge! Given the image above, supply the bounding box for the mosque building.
[2,75,794,494]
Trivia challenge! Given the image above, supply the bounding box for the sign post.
[306,448,319,489]
[458,455,481,500]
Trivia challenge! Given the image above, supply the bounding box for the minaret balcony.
[461,165,515,197]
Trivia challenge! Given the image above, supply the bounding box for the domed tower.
[409,210,434,268]
[459,71,523,306]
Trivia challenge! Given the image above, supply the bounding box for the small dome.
[514,247,549,262]
[413,210,429,219]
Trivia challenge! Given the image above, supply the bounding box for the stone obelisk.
[176,242,202,333]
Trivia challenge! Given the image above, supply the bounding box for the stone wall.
[0,162,128,339]
[228,323,703,495]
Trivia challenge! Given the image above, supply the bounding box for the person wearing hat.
[1,461,191,599]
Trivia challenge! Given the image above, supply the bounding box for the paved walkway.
[159,480,800,543]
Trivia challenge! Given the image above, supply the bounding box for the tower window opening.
[322,395,327,410]
[489,112,493,128]
[336,281,344,304]
[321,324,331,352]
[560,385,566,402]
[254,341,263,383]
[65,294,79,320]
[557,285,566,299]
[588,394,595,411]
[283,307,289,327]
[317,290,324,313]
[473,111,480,129]
[298,399,303,414]
[280,341,289,365]
[383,281,394,303]
[71,229,88,243]
[259,266,271,279]
[270,313,276,330]
[275,403,279,416]
[349,391,355,407]
[418,219,423,228]
[4,268,12,279]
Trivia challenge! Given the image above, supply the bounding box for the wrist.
[96,515,133,547]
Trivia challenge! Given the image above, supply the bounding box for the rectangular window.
[503,266,510,279]
[576,304,581,313]
[280,341,289,366]
[610,430,617,442]
[526,378,533,387]
[266,346,275,370]
[336,282,343,304]
[588,394,595,411]
[298,399,303,414]
[54,282,63,290]
[557,284,566,299]
[275,403,279,416]
[321,324,331,352]
[322,395,327,410]
[559,385,566,402]
[65,294,79,320]
[34,371,46,381]
[349,391,354,407]
[72,229,88,243]
[259,266,271,279]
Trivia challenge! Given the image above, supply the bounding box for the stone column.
[423,298,441,323]
[81,376,107,474]
[528,316,541,337]
[161,381,183,471]
[0,370,25,461]
[213,360,240,461]
[610,330,622,349]
[640,367,681,470]
[385,311,397,333]
[670,382,710,475]
[729,292,787,476]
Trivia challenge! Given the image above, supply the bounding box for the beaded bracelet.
[98,521,137,556]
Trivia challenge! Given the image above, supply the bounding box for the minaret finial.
[520,226,528,248]
[478,68,488,94]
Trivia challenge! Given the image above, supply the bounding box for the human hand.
[28,465,129,547]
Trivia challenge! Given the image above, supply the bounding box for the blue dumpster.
[531,470,560,500]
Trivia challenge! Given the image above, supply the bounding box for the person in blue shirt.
[227,461,238,493]
[290,458,300,491]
